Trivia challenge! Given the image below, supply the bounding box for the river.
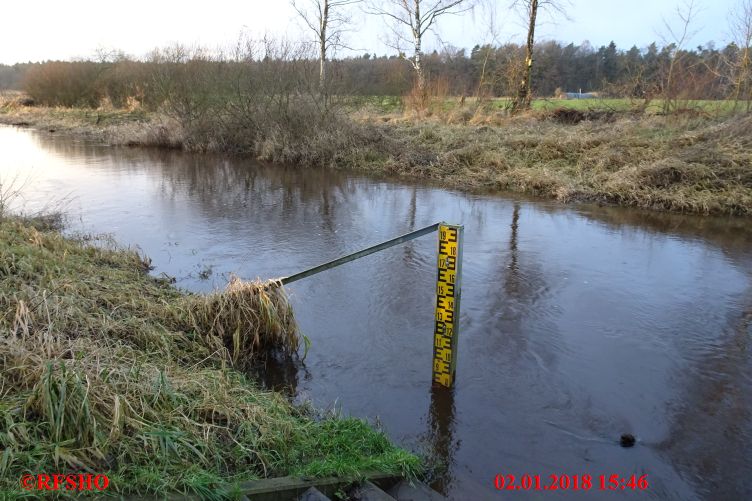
[1,125,750,499]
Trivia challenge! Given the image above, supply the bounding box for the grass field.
[528,98,738,114]
[350,95,741,116]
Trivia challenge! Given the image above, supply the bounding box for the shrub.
[23,62,103,107]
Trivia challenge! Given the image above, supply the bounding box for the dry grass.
[3,99,751,216]
[0,91,29,108]
[0,217,419,498]
[187,277,298,367]
[358,110,752,216]
[0,98,183,149]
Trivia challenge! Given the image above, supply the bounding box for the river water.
[1,126,750,500]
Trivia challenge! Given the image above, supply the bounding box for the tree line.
[0,40,746,102]
[337,39,745,101]
[0,0,750,113]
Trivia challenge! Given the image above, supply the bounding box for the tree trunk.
[413,0,425,93]
[319,0,329,91]
[515,0,538,112]
[742,47,751,113]
[319,43,326,90]
[476,46,491,102]
[414,43,425,92]
[664,55,677,114]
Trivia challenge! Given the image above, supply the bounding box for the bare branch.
[292,0,363,92]
[365,0,475,90]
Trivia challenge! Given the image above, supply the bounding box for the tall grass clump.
[187,277,298,366]
[0,218,420,498]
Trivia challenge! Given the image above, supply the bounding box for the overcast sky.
[0,0,741,64]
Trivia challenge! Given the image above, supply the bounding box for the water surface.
[2,126,750,499]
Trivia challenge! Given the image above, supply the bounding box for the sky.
[0,0,741,64]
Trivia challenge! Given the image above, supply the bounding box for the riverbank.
[1,99,751,216]
[0,214,419,498]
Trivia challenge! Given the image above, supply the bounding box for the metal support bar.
[280,223,441,286]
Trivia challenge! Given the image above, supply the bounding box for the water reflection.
[249,353,304,397]
[572,204,752,271]
[426,386,458,495]
[659,285,752,498]
[505,203,521,296]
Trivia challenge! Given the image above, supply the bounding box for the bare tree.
[511,0,567,112]
[474,2,505,104]
[728,0,752,112]
[366,0,474,92]
[292,0,362,91]
[660,0,699,113]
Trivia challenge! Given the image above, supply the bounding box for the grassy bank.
[0,215,419,499]
[369,112,752,216]
[1,95,751,216]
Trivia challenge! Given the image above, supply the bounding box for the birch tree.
[366,0,474,92]
[292,0,362,90]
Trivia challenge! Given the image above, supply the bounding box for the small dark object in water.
[620,433,636,448]
[48,129,56,133]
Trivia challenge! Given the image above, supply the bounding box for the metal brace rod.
[280,222,441,285]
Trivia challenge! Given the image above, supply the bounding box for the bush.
[146,42,384,167]
[23,62,103,107]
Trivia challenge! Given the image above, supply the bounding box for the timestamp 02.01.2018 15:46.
[494,474,650,492]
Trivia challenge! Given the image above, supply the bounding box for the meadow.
[352,95,742,116]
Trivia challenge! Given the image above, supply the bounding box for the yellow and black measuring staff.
[432,224,463,388]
